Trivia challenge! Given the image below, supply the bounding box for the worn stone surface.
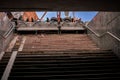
[22,34,100,52]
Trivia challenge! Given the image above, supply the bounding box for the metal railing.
[3,22,15,38]
[85,25,120,57]
[0,22,15,52]
[85,25,120,42]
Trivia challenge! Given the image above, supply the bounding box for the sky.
[36,11,98,22]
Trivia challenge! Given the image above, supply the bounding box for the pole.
[39,11,47,21]
[57,11,61,34]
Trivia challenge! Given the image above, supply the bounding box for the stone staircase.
[0,34,120,80]
[0,52,12,79]
[8,50,120,80]
[23,34,100,52]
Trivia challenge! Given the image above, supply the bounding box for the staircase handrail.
[0,22,14,39]
[0,34,5,39]
[85,25,120,42]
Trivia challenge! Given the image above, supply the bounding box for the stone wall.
[0,12,14,53]
[87,12,120,57]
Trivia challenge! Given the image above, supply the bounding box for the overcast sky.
[36,11,98,22]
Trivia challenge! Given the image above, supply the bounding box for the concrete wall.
[87,12,120,57]
[0,12,14,53]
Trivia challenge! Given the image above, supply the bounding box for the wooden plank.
[18,36,26,51]
[0,51,5,61]
[6,36,18,52]
[1,51,18,80]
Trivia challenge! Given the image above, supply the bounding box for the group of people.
[45,17,82,23]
